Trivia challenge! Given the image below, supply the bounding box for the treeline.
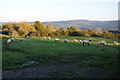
[1,21,120,38]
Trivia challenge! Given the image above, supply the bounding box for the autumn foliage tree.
[34,21,46,36]
[4,24,19,37]
[45,25,55,34]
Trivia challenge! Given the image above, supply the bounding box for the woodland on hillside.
[1,21,120,38]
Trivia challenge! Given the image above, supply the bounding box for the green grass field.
[2,36,119,77]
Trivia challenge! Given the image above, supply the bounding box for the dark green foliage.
[2,30,9,35]
[69,31,82,36]
[13,27,19,31]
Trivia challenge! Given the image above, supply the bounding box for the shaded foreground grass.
[2,37,119,78]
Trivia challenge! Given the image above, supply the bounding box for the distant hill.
[31,20,118,30]
[0,20,118,30]
[0,22,8,25]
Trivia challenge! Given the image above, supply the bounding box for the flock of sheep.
[6,38,26,44]
[6,37,119,46]
[43,37,119,46]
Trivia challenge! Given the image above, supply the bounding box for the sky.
[0,0,119,22]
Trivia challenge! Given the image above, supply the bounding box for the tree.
[5,24,20,37]
[67,26,81,36]
[92,32,101,37]
[45,25,55,34]
[67,26,80,32]
[95,28,102,33]
[102,30,115,38]
[34,21,45,32]
[102,30,109,37]
[18,30,26,36]
[14,22,36,37]
[34,21,46,36]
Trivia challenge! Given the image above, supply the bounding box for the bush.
[18,30,26,36]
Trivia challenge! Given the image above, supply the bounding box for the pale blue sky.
[0,0,119,22]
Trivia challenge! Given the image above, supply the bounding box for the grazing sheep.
[98,41,106,45]
[79,40,83,43]
[20,38,26,41]
[26,36,30,39]
[43,37,47,39]
[6,38,14,44]
[6,39,11,44]
[55,38,60,42]
[114,41,118,45]
[73,39,78,42]
[11,38,14,41]
[47,37,51,40]
[82,40,91,46]
[64,39,68,43]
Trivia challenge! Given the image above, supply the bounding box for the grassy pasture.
[2,36,119,77]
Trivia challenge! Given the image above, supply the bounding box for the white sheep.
[98,41,106,45]
[55,38,60,42]
[114,41,120,45]
[47,37,51,40]
[73,39,78,42]
[20,38,26,41]
[6,38,14,44]
[64,39,68,43]
[43,37,47,39]
[79,40,83,43]
[25,35,29,38]
[114,41,118,45]
[26,36,29,38]
[82,40,92,46]
[11,38,14,41]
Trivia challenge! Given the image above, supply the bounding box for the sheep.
[73,39,79,42]
[47,37,51,40]
[98,41,106,45]
[6,38,14,44]
[26,36,30,39]
[82,40,91,46]
[11,38,14,41]
[114,41,118,45]
[43,37,47,39]
[20,38,26,41]
[64,39,68,43]
[6,39,11,44]
[79,40,83,43]
[55,38,60,42]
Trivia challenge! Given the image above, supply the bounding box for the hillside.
[43,20,118,29]
[27,20,118,30]
[42,20,118,30]
[0,20,118,30]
